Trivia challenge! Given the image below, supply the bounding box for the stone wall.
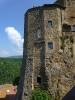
[16,1,75,100]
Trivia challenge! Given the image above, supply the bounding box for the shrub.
[30,89,50,100]
[71,53,74,57]
[60,35,68,50]
[61,43,66,49]
[60,35,68,42]
[70,36,74,43]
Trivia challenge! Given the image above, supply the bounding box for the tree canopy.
[0,58,22,85]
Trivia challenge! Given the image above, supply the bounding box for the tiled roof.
[0,84,17,100]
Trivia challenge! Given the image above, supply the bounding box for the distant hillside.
[0,58,22,85]
[7,55,23,58]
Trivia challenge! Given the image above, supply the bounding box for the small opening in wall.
[62,24,71,32]
[48,21,52,26]
[37,77,41,83]
[48,42,53,49]
[37,27,41,38]
[72,25,75,32]
[24,93,28,96]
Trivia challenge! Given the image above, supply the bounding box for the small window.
[37,77,41,83]
[37,27,41,38]
[48,21,52,26]
[63,24,71,32]
[48,43,53,49]
[72,25,75,31]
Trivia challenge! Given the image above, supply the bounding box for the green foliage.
[70,47,74,57]
[60,35,74,57]
[0,58,22,85]
[55,89,61,100]
[60,35,68,42]
[60,35,68,50]
[71,53,74,57]
[59,52,63,55]
[70,47,73,53]
[70,35,74,43]
[30,89,50,100]
[61,43,66,49]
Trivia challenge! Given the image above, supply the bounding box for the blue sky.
[0,0,56,57]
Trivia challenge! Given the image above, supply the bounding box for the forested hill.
[0,58,22,85]
[7,55,23,58]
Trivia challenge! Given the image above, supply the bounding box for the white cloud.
[11,47,23,54]
[0,50,9,57]
[2,50,9,55]
[5,27,24,54]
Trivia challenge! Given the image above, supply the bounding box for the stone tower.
[16,0,75,100]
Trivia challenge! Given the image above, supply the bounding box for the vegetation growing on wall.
[0,58,22,85]
[70,35,74,43]
[60,35,74,57]
[70,47,74,57]
[30,89,50,100]
[60,35,68,50]
[54,89,62,100]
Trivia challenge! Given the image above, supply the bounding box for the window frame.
[48,21,52,27]
[48,42,53,49]
[72,25,75,32]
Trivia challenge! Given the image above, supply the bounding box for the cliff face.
[16,0,75,100]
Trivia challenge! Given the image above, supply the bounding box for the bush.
[70,36,74,43]
[61,42,66,49]
[60,35,68,50]
[30,89,50,100]
[60,35,68,42]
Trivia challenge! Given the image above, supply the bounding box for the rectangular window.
[62,24,71,32]
[37,77,41,83]
[48,43,53,49]
[48,21,52,26]
[72,25,75,31]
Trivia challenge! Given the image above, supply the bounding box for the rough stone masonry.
[16,0,75,100]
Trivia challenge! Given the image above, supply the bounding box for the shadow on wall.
[0,94,16,100]
[62,86,75,100]
[40,42,48,90]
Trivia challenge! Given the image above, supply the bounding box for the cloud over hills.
[5,27,24,55]
[0,50,9,57]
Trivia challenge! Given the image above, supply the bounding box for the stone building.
[16,0,75,100]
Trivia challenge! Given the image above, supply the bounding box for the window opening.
[63,24,71,32]
[37,77,41,83]
[37,27,41,38]
[72,25,75,31]
[48,21,52,26]
[48,43,53,49]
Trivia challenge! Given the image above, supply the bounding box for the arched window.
[37,27,41,38]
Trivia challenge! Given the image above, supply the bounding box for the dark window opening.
[48,43,53,49]
[72,25,75,32]
[48,21,52,26]
[24,93,28,96]
[62,24,71,32]
[37,77,41,83]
